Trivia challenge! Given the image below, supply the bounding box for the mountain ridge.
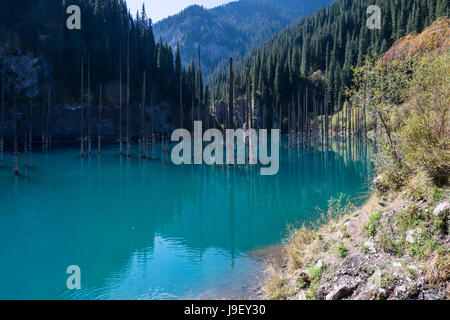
[154,0,332,74]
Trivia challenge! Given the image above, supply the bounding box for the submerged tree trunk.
[13,97,18,175]
[41,100,45,151]
[46,90,51,151]
[87,55,91,156]
[119,47,123,155]
[141,72,146,159]
[80,57,84,157]
[363,102,367,143]
[348,100,352,138]
[98,83,102,155]
[0,49,6,154]
[198,46,202,123]
[24,133,27,168]
[150,86,154,148]
[126,32,131,158]
[325,91,328,147]
[29,98,32,153]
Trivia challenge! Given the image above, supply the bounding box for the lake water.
[0,139,372,299]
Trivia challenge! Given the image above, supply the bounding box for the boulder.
[433,201,449,218]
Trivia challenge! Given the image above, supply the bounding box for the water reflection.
[0,138,372,299]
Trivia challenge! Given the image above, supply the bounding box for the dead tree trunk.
[29,98,32,153]
[119,47,123,155]
[198,46,202,123]
[373,104,378,151]
[41,100,45,151]
[0,49,6,154]
[46,90,51,151]
[297,90,301,145]
[126,31,131,157]
[325,91,329,147]
[348,100,352,138]
[80,57,84,157]
[98,83,102,155]
[150,85,154,147]
[87,55,91,156]
[363,102,367,143]
[141,72,146,159]
[24,132,27,168]
[13,97,18,175]
[228,57,233,130]
[180,71,183,128]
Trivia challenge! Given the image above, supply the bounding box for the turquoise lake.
[0,139,372,299]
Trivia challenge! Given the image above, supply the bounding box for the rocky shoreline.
[263,183,449,300]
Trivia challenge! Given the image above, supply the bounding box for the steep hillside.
[154,0,332,74]
[263,18,450,301]
[209,0,448,121]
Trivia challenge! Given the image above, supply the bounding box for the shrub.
[364,211,382,237]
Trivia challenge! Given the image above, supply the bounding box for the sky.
[126,0,236,23]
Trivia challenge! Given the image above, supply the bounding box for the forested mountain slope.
[154,0,332,74]
[210,0,448,117]
[0,0,190,108]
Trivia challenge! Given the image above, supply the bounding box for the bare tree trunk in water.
[13,97,18,175]
[278,105,281,131]
[87,55,91,156]
[297,90,301,145]
[29,98,32,153]
[24,133,27,168]
[98,83,102,155]
[46,90,51,151]
[141,72,146,159]
[0,49,6,154]
[80,57,84,157]
[126,31,131,157]
[198,46,202,123]
[119,47,123,155]
[363,102,367,143]
[325,92,328,147]
[41,100,45,151]
[348,100,352,138]
[150,87,154,148]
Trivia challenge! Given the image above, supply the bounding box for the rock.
[364,241,376,253]
[392,261,402,268]
[373,175,388,193]
[406,228,422,244]
[433,202,449,218]
[406,233,415,244]
[397,284,406,292]
[315,260,324,270]
[325,281,360,300]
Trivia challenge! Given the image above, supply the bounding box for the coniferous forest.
[0,0,191,116]
[0,0,448,303]
[210,0,448,130]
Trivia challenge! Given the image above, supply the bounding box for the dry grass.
[383,18,450,63]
